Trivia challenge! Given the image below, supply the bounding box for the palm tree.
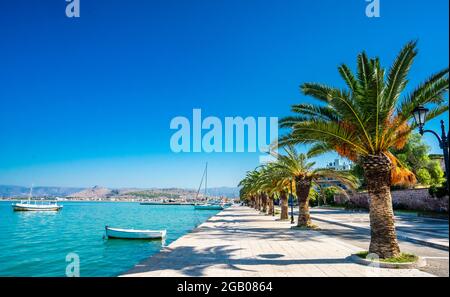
[270,166,292,220]
[240,168,271,213]
[239,160,293,220]
[272,145,359,227]
[278,189,289,220]
[280,41,449,258]
[239,170,260,209]
[256,162,291,216]
[256,164,275,215]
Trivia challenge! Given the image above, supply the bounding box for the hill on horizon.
[0,185,240,198]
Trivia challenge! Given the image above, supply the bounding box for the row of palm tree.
[239,145,359,226]
[239,41,449,259]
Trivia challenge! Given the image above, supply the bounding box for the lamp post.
[289,179,295,224]
[412,106,449,194]
[272,199,275,217]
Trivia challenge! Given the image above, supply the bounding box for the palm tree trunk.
[362,154,400,259]
[261,193,268,213]
[268,195,274,215]
[295,177,312,227]
[280,191,289,220]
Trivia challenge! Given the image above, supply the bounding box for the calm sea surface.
[0,201,219,276]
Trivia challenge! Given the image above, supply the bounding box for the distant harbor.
[0,185,239,203]
[140,202,195,206]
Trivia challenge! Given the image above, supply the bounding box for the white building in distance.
[326,159,353,171]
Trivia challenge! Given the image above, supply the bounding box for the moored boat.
[105,226,167,239]
[11,185,63,212]
[192,163,224,210]
[140,202,194,206]
[12,202,63,211]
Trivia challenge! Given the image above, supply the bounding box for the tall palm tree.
[238,161,294,220]
[239,170,261,209]
[257,164,276,215]
[270,167,292,220]
[280,41,449,258]
[278,189,289,220]
[272,145,359,227]
[256,162,291,216]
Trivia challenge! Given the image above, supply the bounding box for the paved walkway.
[122,206,432,277]
[309,208,449,250]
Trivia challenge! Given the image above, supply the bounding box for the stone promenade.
[122,206,432,277]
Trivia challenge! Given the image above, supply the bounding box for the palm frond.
[399,68,449,118]
[300,83,336,102]
[289,120,369,155]
[312,169,360,190]
[307,142,333,158]
[291,103,340,122]
[356,51,372,91]
[384,41,417,109]
[338,64,360,94]
[279,115,312,128]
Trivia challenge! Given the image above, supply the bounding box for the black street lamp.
[289,179,295,224]
[272,197,275,217]
[412,105,450,194]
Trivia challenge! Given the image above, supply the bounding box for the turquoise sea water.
[0,201,219,276]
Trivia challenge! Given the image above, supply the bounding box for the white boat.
[194,204,223,210]
[105,226,167,239]
[12,202,63,211]
[12,185,63,212]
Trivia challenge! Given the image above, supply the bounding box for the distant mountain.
[67,186,113,199]
[0,185,240,199]
[206,187,240,198]
[0,185,83,198]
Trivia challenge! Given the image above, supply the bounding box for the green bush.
[416,168,432,185]
[308,188,318,206]
[426,161,446,186]
[392,133,445,187]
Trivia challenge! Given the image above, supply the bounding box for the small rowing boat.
[105,226,167,239]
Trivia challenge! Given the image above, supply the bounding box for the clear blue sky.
[0,0,448,188]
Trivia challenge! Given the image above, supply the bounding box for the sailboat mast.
[195,164,207,201]
[204,162,208,198]
[28,184,33,203]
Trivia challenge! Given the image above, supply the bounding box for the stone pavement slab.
[309,208,449,250]
[121,206,433,277]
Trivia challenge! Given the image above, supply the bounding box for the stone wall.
[334,188,449,212]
